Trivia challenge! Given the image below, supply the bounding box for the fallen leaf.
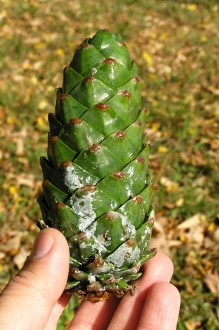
[213,227,219,242]
[17,174,35,188]
[204,270,219,295]
[10,129,28,156]
[0,231,29,256]
[142,52,153,67]
[158,146,169,153]
[13,247,29,269]
[153,220,164,233]
[0,235,21,256]
[186,4,197,12]
[160,177,180,192]
[0,252,6,260]
[175,197,184,207]
[177,213,203,229]
[185,320,201,330]
[55,48,64,56]
[38,100,49,110]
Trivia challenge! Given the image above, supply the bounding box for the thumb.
[0,228,70,330]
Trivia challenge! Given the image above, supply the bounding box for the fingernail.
[31,230,54,259]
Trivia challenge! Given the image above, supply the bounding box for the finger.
[108,252,173,330]
[0,228,69,330]
[68,294,119,330]
[137,282,180,330]
[43,292,71,330]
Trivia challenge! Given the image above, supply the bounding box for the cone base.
[66,281,136,301]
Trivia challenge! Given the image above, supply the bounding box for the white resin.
[106,243,140,268]
[79,221,109,254]
[64,165,83,192]
[120,213,136,237]
[125,185,132,197]
[70,191,96,231]
[88,275,96,283]
[126,166,134,176]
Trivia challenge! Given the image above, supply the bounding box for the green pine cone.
[38,29,156,301]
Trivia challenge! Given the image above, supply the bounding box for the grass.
[0,0,218,329]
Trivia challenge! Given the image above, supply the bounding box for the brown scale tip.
[42,180,49,187]
[77,232,87,241]
[143,108,149,114]
[83,76,94,83]
[61,161,72,168]
[103,58,117,64]
[70,117,82,125]
[93,256,104,268]
[105,276,117,284]
[81,185,96,193]
[117,41,127,47]
[132,76,140,83]
[87,282,102,292]
[115,131,126,138]
[82,291,109,302]
[89,143,101,152]
[127,239,136,247]
[135,120,142,127]
[133,196,143,203]
[121,90,131,98]
[56,202,65,209]
[95,103,109,110]
[113,171,125,179]
[49,136,59,143]
[106,211,117,220]
[60,92,68,100]
[70,267,81,277]
[136,156,145,163]
[80,42,91,49]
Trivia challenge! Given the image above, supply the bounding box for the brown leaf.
[0,252,6,260]
[151,233,181,255]
[0,231,28,256]
[160,177,180,192]
[0,235,21,256]
[213,227,219,242]
[177,213,203,229]
[16,174,35,188]
[13,247,29,269]
[204,270,219,295]
[185,321,201,330]
[10,129,28,156]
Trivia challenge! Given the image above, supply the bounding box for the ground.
[0,0,218,329]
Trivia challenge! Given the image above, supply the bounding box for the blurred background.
[0,0,218,329]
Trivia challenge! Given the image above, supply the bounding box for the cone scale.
[38,29,156,301]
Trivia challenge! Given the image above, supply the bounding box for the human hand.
[0,228,180,330]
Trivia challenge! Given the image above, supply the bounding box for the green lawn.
[0,0,218,329]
